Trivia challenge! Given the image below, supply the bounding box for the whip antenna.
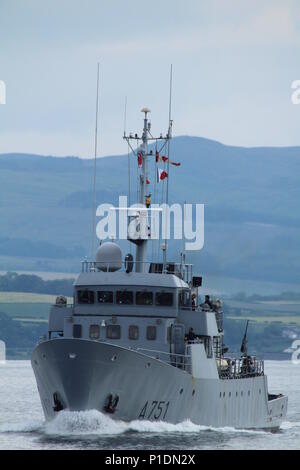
[91,62,100,260]
[163,64,173,267]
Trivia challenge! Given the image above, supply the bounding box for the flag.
[157,168,168,182]
[155,150,159,163]
[146,179,150,185]
[137,153,143,167]
[156,154,181,166]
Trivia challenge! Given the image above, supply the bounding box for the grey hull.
[31,338,287,430]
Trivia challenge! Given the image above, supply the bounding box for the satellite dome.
[96,242,122,272]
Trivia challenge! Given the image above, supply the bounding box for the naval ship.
[31,108,287,429]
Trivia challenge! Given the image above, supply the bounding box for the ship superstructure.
[31,109,287,429]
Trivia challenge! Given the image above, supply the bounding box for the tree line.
[0,272,75,296]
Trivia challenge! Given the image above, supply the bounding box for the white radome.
[96,242,122,272]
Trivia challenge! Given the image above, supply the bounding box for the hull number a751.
[138,400,170,420]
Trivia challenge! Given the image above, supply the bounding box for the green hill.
[1,136,300,284]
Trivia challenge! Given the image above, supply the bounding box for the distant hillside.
[1,136,300,284]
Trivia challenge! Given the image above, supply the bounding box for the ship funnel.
[96,242,122,272]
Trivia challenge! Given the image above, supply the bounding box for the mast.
[124,107,172,274]
[139,108,150,205]
[135,107,150,273]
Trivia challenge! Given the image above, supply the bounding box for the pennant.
[155,150,159,163]
[156,152,181,166]
[146,179,150,185]
[157,168,168,182]
[137,153,143,167]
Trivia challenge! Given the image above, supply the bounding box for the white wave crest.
[43,410,267,437]
[44,410,128,436]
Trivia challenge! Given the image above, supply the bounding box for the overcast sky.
[0,0,300,157]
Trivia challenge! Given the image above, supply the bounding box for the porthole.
[192,390,195,396]
[236,391,238,397]
[229,392,231,398]
[248,390,250,397]
[111,355,117,362]
[219,392,222,398]
[223,392,225,398]
[281,404,284,410]
[180,388,184,394]
[259,389,261,394]
[241,391,243,397]
[146,362,151,368]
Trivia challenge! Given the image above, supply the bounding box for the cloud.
[77,3,300,63]
[1,0,300,157]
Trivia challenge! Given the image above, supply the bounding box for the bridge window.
[77,290,94,304]
[146,325,157,340]
[155,292,173,306]
[116,290,133,305]
[129,325,139,340]
[89,324,100,340]
[73,324,82,338]
[106,325,121,339]
[98,291,113,303]
[136,291,153,305]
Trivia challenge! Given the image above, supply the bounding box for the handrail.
[81,259,193,284]
[136,347,191,371]
[217,356,264,379]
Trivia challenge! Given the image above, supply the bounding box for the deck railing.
[217,356,264,379]
[136,347,191,371]
[81,259,193,284]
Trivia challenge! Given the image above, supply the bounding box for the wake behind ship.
[31,108,287,429]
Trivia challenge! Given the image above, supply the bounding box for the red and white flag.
[137,153,143,167]
[157,168,168,182]
[155,152,180,166]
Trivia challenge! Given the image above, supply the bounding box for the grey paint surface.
[32,338,287,429]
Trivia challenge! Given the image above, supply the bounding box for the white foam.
[42,410,267,437]
[0,409,276,437]
[44,410,128,436]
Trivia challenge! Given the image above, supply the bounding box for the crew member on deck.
[186,327,196,343]
[192,294,197,311]
[200,295,213,310]
[145,193,152,208]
